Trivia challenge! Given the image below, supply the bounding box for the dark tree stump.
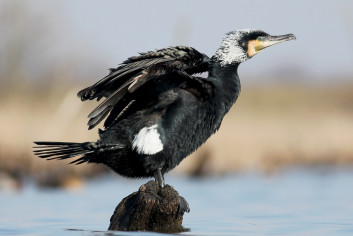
[108,180,190,233]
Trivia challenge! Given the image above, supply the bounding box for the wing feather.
[79,46,211,129]
[87,85,130,119]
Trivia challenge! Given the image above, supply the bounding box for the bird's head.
[214,29,296,66]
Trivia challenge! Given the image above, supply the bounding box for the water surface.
[1,169,352,235]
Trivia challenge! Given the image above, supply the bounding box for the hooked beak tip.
[287,34,296,41]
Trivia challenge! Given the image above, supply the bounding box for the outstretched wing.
[77,46,211,130]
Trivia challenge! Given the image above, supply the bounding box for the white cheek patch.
[214,29,253,66]
[214,39,247,66]
[132,124,163,155]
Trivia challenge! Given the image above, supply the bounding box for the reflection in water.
[1,169,353,235]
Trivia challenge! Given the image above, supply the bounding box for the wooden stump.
[108,180,190,233]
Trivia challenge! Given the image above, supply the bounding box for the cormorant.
[34,30,295,188]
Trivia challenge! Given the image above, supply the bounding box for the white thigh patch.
[132,124,163,155]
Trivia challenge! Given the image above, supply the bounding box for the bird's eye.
[257,37,263,41]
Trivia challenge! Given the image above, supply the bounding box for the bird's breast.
[157,99,220,171]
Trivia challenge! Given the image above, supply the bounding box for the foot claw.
[179,196,190,213]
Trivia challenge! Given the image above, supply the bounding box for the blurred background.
[1,0,353,188]
[2,1,353,235]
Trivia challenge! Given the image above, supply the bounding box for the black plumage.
[34,30,295,187]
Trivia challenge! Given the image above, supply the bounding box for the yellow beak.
[255,34,296,52]
[248,33,296,57]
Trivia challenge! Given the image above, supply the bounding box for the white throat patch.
[132,124,163,155]
[214,29,252,66]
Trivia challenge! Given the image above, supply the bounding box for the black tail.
[33,141,97,165]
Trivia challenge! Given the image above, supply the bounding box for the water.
[1,169,353,235]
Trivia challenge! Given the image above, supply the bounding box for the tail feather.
[33,141,96,164]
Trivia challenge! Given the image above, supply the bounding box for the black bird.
[34,30,295,188]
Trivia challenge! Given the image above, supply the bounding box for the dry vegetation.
[0,83,352,186]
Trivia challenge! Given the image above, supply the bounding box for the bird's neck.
[208,60,241,116]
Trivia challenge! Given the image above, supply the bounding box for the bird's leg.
[154,168,165,188]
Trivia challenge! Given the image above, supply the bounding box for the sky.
[2,0,353,84]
